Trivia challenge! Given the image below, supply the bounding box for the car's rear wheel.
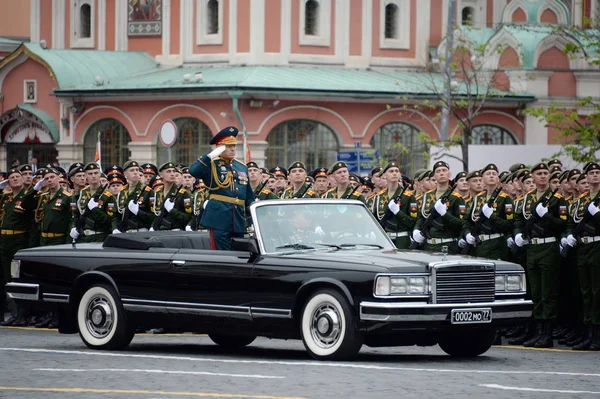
[77,284,134,350]
[209,334,256,348]
[438,328,496,357]
[300,289,362,360]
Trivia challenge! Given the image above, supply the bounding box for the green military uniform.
[254,185,279,201]
[187,188,209,231]
[117,181,155,232]
[371,185,417,249]
[36,187,72,246]
[71,185,119,242]
[152,184,193,231]
[281,183,319,199]
[324,186,366,203]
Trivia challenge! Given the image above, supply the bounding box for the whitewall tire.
[77,284,134,350]
[300,289,362,360]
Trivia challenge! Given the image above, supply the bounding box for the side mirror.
[230,237,260,254]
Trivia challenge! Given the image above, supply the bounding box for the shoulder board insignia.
[515,195,523,201]
[553,192,563,199]
[478,191,486,196]
[261,189,270,195]
[103,191,112,197]
[81,186,90,192]
[118,186,126,192]
[376,189,386,195]
[326,188,336,194]
[307,190,315,195]
[178,188,186,194]
[451,192,462,198]
[498,192,508,198]
[526,189,535,195]
[352,191,361,197]
[64,190,73,196]
[156,186,164,192]
[144,186,152,192]
[402,190,414,197]
[578,192,588,199]
[425,189,435,194]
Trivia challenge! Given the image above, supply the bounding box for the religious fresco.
[128,0,162,36]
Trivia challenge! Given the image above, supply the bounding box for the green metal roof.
[520,0,570,24]
[16,103,59,142]
[0,37,22,45]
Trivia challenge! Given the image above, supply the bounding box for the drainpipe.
[229,91,249,163]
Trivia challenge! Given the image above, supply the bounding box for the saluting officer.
[151,162,193,231]
[69,163,120,243]
[189,126,255,250]
[323,161,366,203]
[117,160,154,232]
[513,162,568,348]
[281,162,319,199]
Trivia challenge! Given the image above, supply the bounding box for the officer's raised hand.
[33,178,46,191]
[208,145,226,160]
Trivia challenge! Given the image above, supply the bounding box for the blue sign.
[336,150,380,174]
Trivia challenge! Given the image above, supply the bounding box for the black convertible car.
[7,199,532,360]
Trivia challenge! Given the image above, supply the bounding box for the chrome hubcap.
[85,295,114,339]
[310,303,342,349]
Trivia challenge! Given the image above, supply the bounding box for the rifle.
[409,184,455,250]
[461,186,503,255]
[521,187,559,241]
[560,194,600,258]
[151,185,183,231]
[294,183,313,199]
[118,186,147,233]
[253,180,267,198]
[342,184,359,199]
[72,184,108,248]
[379,190,404,228]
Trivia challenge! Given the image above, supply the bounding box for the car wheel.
[77,284,134,350]
[438,328,496,357]
[300,289,362,360]
[209,334,256,348]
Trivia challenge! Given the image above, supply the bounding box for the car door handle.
[171,260,186,268]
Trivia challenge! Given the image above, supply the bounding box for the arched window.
[305,0,319,36]
[207,0,219,35]
[80,3,91,38]
[470,125,517,145]
[157,117,213,166]
[266,119,339,171]
[370,122,426,178]
[384,3,399,39]
[461,6,474,25]
[84,119,131,166]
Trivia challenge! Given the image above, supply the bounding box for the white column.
[524,107,548,145]
[0,145,7,171]
[115,0,128,51]
[573,0,583,26]
[52,0,66,49]
[31,0,41,43]
[248,140,269,167]
[249,0,265,64]
[574,71,600,97]
[98,0,106,50]
[128,141,157,164]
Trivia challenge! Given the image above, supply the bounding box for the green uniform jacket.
[36,187,72,243]
[117,182,155,230]
[514,188,568,238]
[187,188,209,230]
[324,186,366,203]
[254,186,279,201]
[415,189,466,239]
[152,184,193,230]
[566,191,600,237]
[281,183,320,199]
[71,185,120,233]
[0,187,37,231]
[371,186,417,233]
[465,190,514,236]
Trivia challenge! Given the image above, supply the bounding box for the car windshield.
[252,200,395,254]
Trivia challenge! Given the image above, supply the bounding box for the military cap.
[329,161,348,174]
[576,173,587,184]
[209,126,239,145]
[547,159,563,168]
[141,163,158,175]
[362,176,375,189]
[54,166,66,176]
[159,162,177,172]
[349,174,361,184]
[531,162,549,173]
[0,172,6,180]
[288,161,306,172]
[19,164,32,172]
[69,165,85,177]
[34,167,46,177]
[311,167,328,179]
[454,171,467,181]
[432,161,450,173]
[509,163,527,173]
[379,161,401,177]
[370,166,383,177]
[39,168,58,178]
[481,164,498,174]
[266,172,275,179]
[305,176,315,184]
[549,165,562,174]
[584,162,600,173]
[7,168,21,178]
[559,170,570,182]
[179,166,189,174]
[418,170,432,180]
[498,171,510,181]
[149,175,164,188]
[519,170,532,183]
[549,171,561,181]
[413,168,428,180]
[104,164,123,175]
[107,172,126,185]
[84,162,100,171]
[270,166,288,178]
[567,169,582,180]
[69,162,85,173]
[500,173,512,184]
[194,178,205,190]
[122,160,140,171]
[466,170,482,180]
[247,161,260,170]
[260,167,268,174]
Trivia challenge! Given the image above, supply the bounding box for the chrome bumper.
[6,283,39,301]
[360,299,533,322]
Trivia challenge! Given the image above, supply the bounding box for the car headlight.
[10,260,20,279]
[375,275,428,296]
[495,273,525,292]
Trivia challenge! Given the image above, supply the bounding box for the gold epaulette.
[155,185,164,192]
[307,190,315,196]
[63,190,73,196]
[144,186,152,192]
[375,189,386,196]
[526,189,535,195]
[578,192,588,199]
[451,192,462,198]
[366,192,377,200]
[425,189,435,194]
[402,190,414,197]
[260,188,271,195]
[553,192,563,199]
[326,188,336,194]
[515,195,523,202]
[178,188,186,194]
[103,190,112,197]
[351,191,361,197]
[498,192,508,198]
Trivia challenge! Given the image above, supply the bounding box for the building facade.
[0,0,598,174]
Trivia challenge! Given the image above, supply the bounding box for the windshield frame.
[249,199,395,255]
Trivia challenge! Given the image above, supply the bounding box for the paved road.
[0,326,598,399]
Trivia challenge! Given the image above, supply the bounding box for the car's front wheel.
[300,289,362,360]
[77,284,134,350]
[209,334,256,348]
[438,328,496,357]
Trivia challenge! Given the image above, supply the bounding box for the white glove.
[458,238,467,248]
[507,237,515,248]
[561,237,568,248]
[481,203,494,219]
[466,233,476,245]
[164,198,175,213]
[536,203,548,218]
[515,233,527,247]
[87,198,99,211]
[0,180,8,190]
[69,227,79,240]
[203,200,209,209]
[588,202,599,216]
[208,145,226,160]
[112,229,121,234]
[387,200,400,215]
[149,227,155,232]
[185,225,194,232]
[33,178,46,191]
[434,199,447,216]
[566,234,577,247]
[413,229,425,244]
[128,200,139,215]
[315,226,325,236]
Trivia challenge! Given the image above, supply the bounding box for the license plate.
[451,308,492,324]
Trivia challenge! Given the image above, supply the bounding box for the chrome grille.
[433,263,495,304]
